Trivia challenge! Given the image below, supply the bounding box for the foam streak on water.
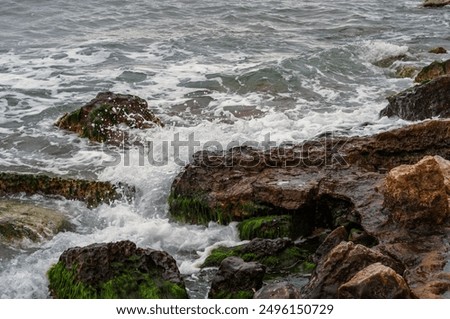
[1,0,450,298]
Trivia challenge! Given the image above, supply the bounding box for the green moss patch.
[237,215,293,240]
[47,259,188,299]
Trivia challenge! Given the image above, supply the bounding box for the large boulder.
[414,59,450,83]
[0,172,132,208]
[47,240,188,299]
[302,242,404,298]
[208,256,265,299]
[337,263,412,299]
[383,156,450,229]
[0,200,71,244]
[56,92,163,144]
[379,75,450,120]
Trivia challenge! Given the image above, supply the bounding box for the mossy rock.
[237,215,293,240]
[56,92,163,145]
[415,59,450,83]
[201,238,316,276]
[0,200,72,244]
[47,241,188,299]
[0,172,133,208]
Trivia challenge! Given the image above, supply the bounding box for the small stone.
[429,47,447,54]
[423,0,450,7]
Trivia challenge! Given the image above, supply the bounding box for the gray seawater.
[0,0,449,298]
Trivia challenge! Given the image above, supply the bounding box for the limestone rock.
[47,240,188,299]
[0,200,71,244]
[380,75,450,120]
[208,256,266,299]
[302,242,403,298]
[384,156,449,229]
[254,282,301,299]
[414,59,450,82]
[56,92,163,145]
[338,263,412,298]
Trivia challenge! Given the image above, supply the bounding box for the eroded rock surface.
[415,60,450,83]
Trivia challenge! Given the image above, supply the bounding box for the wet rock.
[380,75,450,120]
[395,65,418,78]
[414,59,450,82]
[0,200,72,244]
[313,226,348,263]
[237,215,294,240]
[0,172,132,208]
[208,256,265,299]
[373,54,408,68]
[429,47,447,54]
[337,263,412,299]
[47,240,188,299]
[302,242,404,298]
[55,92,163,145]
[202,238,314,275]
[384,156,449,230]
[423,0,450,7]
[254,282,301,299]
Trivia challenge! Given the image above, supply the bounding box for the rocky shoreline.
[1,45,450,298]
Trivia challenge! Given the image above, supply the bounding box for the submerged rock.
[0,172,132,208]
[208,256,265,299]
[55,92,163,145]
[414,59,450,83]
[380,75,450,120]
[337,263,412,299]
[47,240,188,299]
[373,54,408,68]
[0,200,71,244]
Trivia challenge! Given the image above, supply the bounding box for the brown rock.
[302,242,404,298]
[208,256,266,299]
[423,0,450,7]
[55,92,163,145]
[433,155,450,194]
[254,282,301,299]
[313,226,348,263]
[338,263,412,299]
[384,156,449,229]
[415,60,450,83]
[429,47,447,54]
[380,75,450,120]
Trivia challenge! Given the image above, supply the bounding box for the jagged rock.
[0,200,72,244]
[254,282,301,299]
[0,172,132,208]
[415,60,450,82]
[337,263,412,299]
[47,240,188,299]
[434,155,450,194]
[384,156,449,229]
[423,0,450,7]
[313,226,348,263]
[395,65,417,78]
[208,256,265,299]
[380,75,450,120]
[429,47,447,54]
[302,242,404,298]
[55,92,163,145]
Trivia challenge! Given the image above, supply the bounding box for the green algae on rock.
[0,172,133,208]
[414,59,450,83]
[55,92,163,145]
[237,215,293,240]
[48,240,188,299]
